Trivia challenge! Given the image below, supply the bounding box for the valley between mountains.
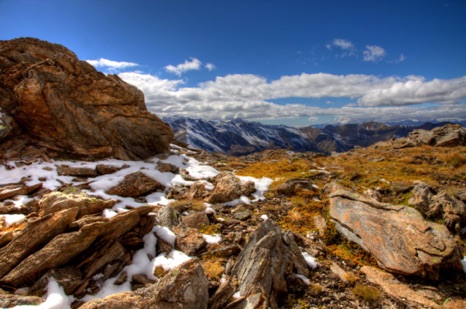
[0,38,465,309]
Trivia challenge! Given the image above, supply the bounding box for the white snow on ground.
[302,251,319,269]
[12,277,72,309]
[1,151,273,308]
[202,233,221,244]
[0,214,25,226]
[295,274,311,286]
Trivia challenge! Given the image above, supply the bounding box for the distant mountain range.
[163,116,465,156]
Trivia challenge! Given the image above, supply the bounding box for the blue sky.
[1,0,465,126]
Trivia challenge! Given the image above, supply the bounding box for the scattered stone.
[95,164,125,175]
[156,161,179,174]
[186,181,210,200]
[81,259,209,309]
[330,262,356,284]
[105,172,164,197]
[206,172,243,204]
[38,188,115,218]
[361,266,440,308]
[275,178,317,196]
[174,226,207,256]
[181,211,210,229]
[328,182,462,279]
[56,165,97,177]
[132,274,156,286]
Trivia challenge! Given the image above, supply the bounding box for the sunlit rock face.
[0,37,173,160]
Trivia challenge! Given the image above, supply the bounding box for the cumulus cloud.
[363,45,386,62]
[118,71,466,125]
[358,76,466,106]
[165,58,202,76]
[86,58,139,71]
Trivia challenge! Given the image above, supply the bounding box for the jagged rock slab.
[0,207,78,279]
[0,183,42,201]
[80,259,209,309]
[0,37,173,160]
[0,221,105,287]
[328,182,462,279]
[232,220,310,309]
[361,266,440,308]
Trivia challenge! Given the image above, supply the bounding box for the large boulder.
[327,182,462,279]
[0,37,173,160]
[399,124,466,148]
[232,220,310,309]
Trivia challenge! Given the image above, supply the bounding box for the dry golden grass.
[168,199,206,211]
[352,283,381,302]
[235,157,315,189]
[199,223,221,235]
[200,256,225,281]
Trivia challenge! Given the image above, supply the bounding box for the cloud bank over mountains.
[86,58,466,125]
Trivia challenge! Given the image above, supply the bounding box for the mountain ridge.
[163,116,462,156]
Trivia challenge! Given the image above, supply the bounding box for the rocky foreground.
[0,130,465,308]
[0,37,465,308]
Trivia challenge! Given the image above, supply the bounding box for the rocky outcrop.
[231,220,311,309]
[0,37,173,160]
[0,192,155,290]
[81,259,209,309]
[327,182,462,279]
[397,124,466,148]
[408,181,466,233]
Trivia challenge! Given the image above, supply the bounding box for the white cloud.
[327,38,356,57]
[331,38,355,50]
[363,45,386,62]
[165,58,202,76]
[358,76,466,106]
[396,53,406,62]
[86,58,138,71]
[205,63,216,71]
[118,71,466,125]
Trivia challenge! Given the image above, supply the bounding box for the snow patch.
[203,234,221,244]
[0,214,26,226]
[302,251,319,269]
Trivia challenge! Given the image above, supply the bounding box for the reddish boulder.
[0,37,173,160]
